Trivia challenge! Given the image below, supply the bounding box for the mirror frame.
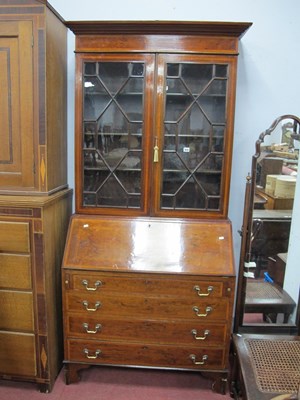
[234,114,300,334]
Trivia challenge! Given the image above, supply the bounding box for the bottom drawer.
[66,315,227,345]
[0,331,36,376]
[66,339,226,370]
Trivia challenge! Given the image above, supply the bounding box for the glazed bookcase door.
[152,54,237,218]
[75,53,155,215]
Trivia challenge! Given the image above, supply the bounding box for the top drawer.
[65,271,234,299]
[0,221,30,253]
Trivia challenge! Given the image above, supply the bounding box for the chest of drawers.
[62,215,235,393]
[0,190,72,392]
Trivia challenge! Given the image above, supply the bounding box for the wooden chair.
[245,280,296,323]
[230,333,300,400]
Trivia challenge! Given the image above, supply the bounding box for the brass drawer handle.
[82,279,102,291]
[83,348,101,359]
[194,285,214,297]
[189,354,208,365]
[83,323,102,334]
[82,300,101,312]
[191,329,210,340]
[193,306,212,317]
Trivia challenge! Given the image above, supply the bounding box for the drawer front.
[66,339,227,370]
[0,291,34,331]
[66,314,227,346]
[66,292,231,321]
[0,254,32,289]
[0,221,30,253]
[0,331,36,376]
[68,272,230,298]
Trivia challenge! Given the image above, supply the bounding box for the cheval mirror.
[230,115,300,400]
[234,114,300,334]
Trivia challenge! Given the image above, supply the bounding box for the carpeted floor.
[0,366,232,399]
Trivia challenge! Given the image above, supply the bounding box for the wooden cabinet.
[62,215,235,393]
[0,0,68,194]
[0,190,72,392]
[67,21,251,219]
[256,188,294,210]
[0,1,72,392]
[62,21,251,393]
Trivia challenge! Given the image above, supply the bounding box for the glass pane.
[161,61,228,212]
[82,60,145,209]
[116,92,143,121]
[119,151,141,170]
[215,64,228,78]
[197,153,223,172]
[211,126,225,156]
[204,79,227,96]
[116,167,141,193]
[98,62,129,94]
[195,170,221,195]
[122,77,144,94]
[131,63,144,76]
[164,123,177,150]
[166,78,189,95]
[84,193,97,206]
[167,63,180,77]
[85,62,96,75]
[97,175,128,206]
[165,93,193,122]
[85,166,110,189]
[198,89,227,124]
[161,175,207,209]
[181,64,213,95]
[162,170,189,201]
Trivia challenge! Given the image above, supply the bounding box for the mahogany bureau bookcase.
[0,0,72,392]
[62,20,251,393]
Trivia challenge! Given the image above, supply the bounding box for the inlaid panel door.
[0,20,35,190]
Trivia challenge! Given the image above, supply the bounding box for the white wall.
[50,0,300,286]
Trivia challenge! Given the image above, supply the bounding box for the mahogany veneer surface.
[62,215,235,393]
[63,215,235,276]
